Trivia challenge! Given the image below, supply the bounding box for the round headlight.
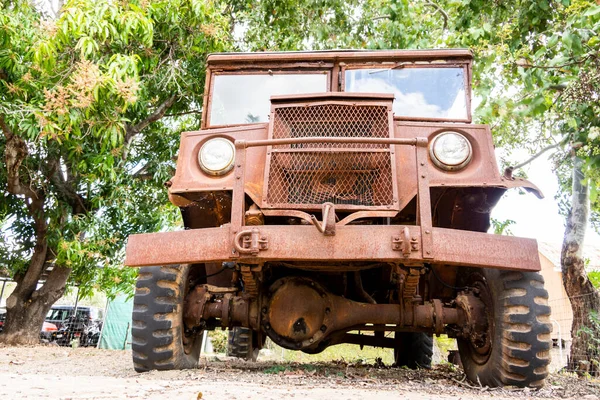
[430,132,472,171]
[198,138,235,175]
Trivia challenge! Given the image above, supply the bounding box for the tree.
[0,0,229,344]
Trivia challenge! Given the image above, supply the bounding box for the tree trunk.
[561,157,600,375]
[1,115,74,345]
[1,266,72,345]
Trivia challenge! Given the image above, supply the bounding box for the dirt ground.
[0,346,599,400]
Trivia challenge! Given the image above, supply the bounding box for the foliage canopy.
[0,0,229,299]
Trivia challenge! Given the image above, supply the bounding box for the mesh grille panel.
[272,104,390,148]
[266,151,393,206]
[265,103,394,209]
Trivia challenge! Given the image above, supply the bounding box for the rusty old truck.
[126,49,552,388]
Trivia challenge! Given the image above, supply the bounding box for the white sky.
[490,148,600,246]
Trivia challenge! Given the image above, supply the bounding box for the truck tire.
[132,265,203,372]
[394,332,433,369]
[227,327,259,361]
[457,269,551,388]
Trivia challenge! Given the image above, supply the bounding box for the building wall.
[538,253,573,341]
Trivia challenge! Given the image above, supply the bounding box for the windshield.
[46,309,70,320]
[209,73,328,125]
[345,67,468,119]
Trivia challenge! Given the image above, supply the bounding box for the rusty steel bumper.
[125,136,541,272]
[125,224,540,271]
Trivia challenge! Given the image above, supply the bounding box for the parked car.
[46,305,104,346]
[40,322,58,341]
[45,305,104,330]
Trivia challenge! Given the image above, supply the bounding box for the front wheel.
[132,265,204,372]
[457,269,552,388]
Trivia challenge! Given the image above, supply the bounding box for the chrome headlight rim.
[198,137,236,176]
[429,131,473,171]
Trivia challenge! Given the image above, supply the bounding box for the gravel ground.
[0,346,598,400]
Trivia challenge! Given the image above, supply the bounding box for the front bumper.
[125,136,541,272]
[125,224,540,271]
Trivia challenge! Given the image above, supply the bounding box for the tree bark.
[2,267,71,345]
[561,156,600,375]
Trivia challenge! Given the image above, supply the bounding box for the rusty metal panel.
[263,101,395,210]
[206,49,473,64]
[415,142,434,259]
[393,121,543,211]
[168,124,269,206]
[431,227,541,270]
[125,227,232,267]
[125,225,541,272]
[270,92,395,102]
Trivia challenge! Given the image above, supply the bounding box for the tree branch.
[124,95,177,144]
[165,109,202,118]
[503,142,561,178]
[36,265,72,303]
[515,55,592,70]
[1,114,39,201]
[123,95,177,160]
[1,114,49,298]
[423,1,448,31]
[46,157,88,215]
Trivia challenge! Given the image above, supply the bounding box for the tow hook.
[310,202,336,236]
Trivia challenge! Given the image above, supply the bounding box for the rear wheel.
[394,332,433,369]
[227,327,260,361]
[132,265,204,372]
[457,269,551,388]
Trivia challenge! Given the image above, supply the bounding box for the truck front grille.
[264,103,395,209]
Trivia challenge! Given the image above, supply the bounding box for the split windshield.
[344,67,468,119]
[208,64,469,126]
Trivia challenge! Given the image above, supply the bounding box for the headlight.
[198,138,235,175]
[430,131,472,171]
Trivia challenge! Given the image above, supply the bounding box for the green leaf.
[583,6,600,16]
[110,128,118,148]
[562,31,575,50]
[547,34,559,48]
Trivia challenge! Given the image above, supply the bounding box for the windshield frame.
[204,68,332,128]
[202,52,473,128]
[341,62,472,123]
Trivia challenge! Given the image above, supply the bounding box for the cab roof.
[207,49,473,65]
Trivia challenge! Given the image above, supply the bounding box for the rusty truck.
[126,49,552,388]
